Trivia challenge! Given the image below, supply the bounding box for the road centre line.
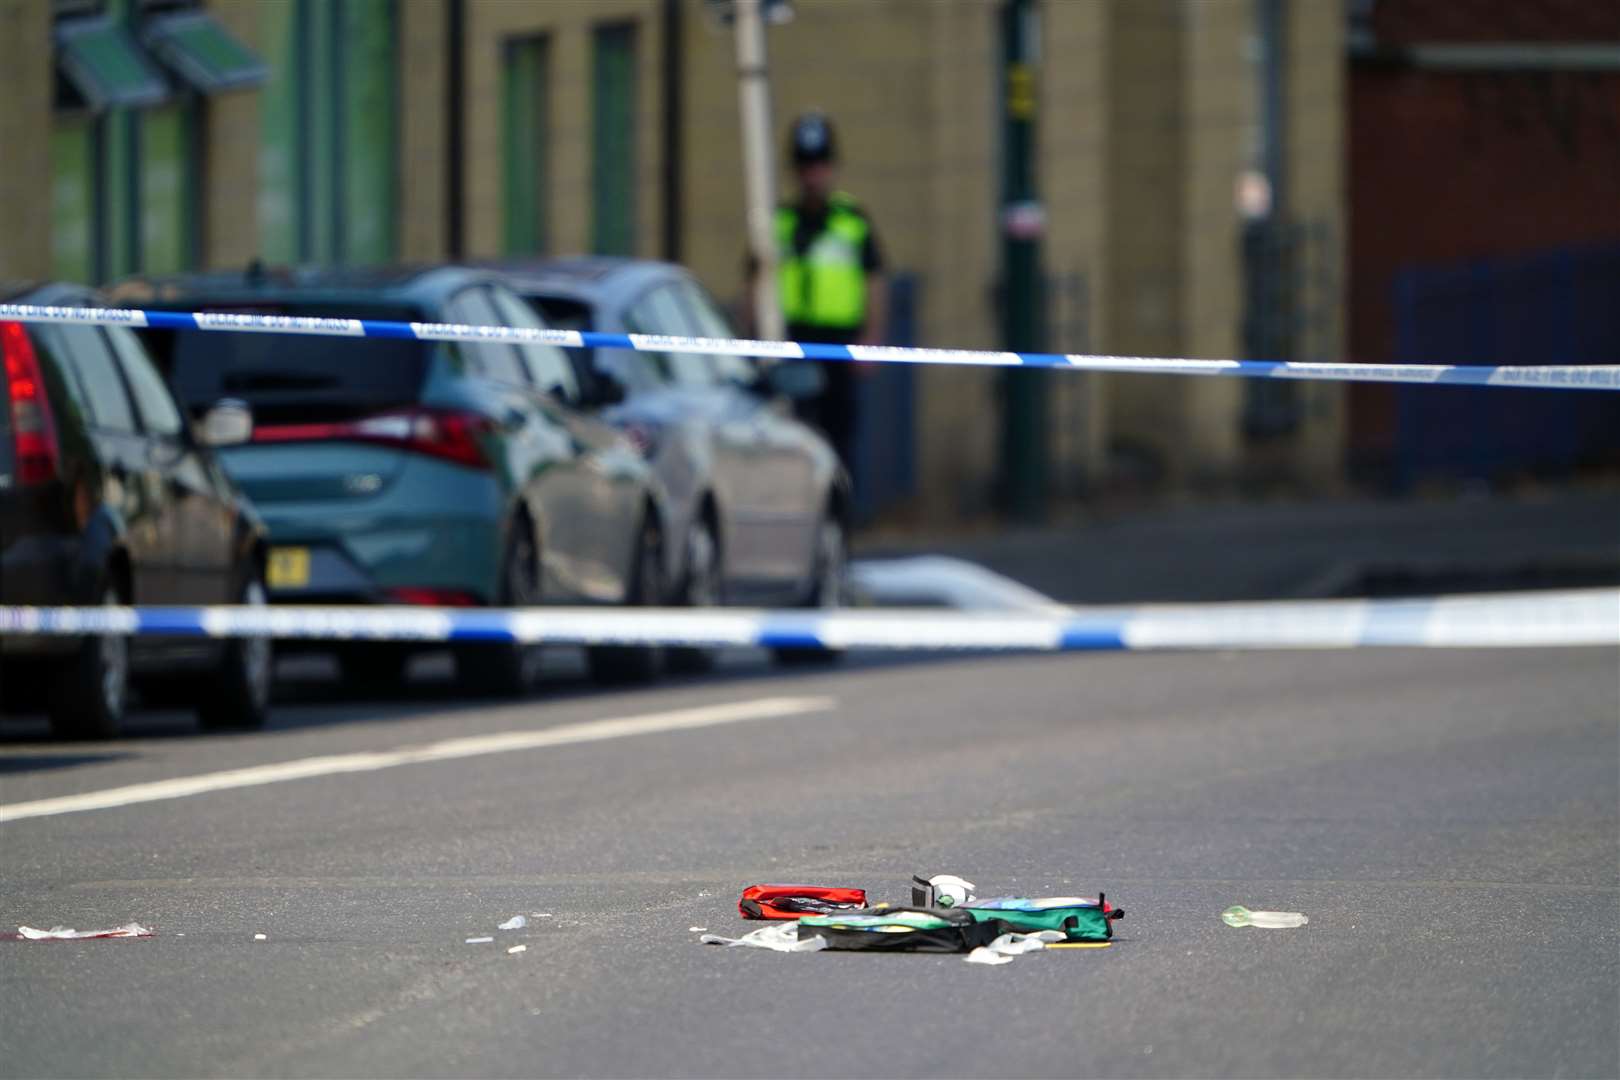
[0,696,834,825]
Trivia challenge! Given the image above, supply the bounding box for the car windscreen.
[158,302,431,424]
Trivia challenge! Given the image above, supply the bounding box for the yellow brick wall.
[203,1,263,271]
[463,0,664,260]
[909,0,1000,517]
[0,0,53,281]
[1286,0,1347,487]
[1101,0,1188,477]
[1041,0,1109,495]
[399,0,448,262]
[1177,0,1252,480]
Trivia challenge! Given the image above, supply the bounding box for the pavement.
[862,489,1620,604]
[2,644,1616,1078]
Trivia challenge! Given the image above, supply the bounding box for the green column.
[998,0,1047,521]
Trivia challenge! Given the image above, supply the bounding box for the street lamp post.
[732,0,783,340]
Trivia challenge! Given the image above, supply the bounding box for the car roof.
[102,264,501,311]
[3,281,96,306]
[492,256,687,307]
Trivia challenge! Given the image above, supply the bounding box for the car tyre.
[455,519,544,697]
[771,513,847,667]
[198,573,272,731]
[666,513,721,675]
[47,581,129,740]
[586,516,665,685]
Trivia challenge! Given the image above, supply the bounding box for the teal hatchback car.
[117,266,671,694]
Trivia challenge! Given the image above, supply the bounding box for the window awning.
[54,16,169,110]
[142,10,267,94]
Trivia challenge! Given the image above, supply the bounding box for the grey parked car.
[497,258,851,669]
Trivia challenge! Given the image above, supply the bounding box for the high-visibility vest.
[775,194,870,330]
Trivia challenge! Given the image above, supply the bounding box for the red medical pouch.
[738,885,868,920]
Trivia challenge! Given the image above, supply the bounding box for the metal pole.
[999,0,1046,521]
[660,0,685,263]
[445,0,466,259]
[734,0,783,339]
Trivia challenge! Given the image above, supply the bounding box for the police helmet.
[789,112,837,165]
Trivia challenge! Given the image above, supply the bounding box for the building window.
[138,103,195,274]
[591,23,637,256]
[50,1,262,282]
[259,0,398,266]
[502,35,551,256]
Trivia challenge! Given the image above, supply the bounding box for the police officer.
[763,112,887,476]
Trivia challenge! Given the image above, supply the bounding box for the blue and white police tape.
[2,302,1617,392]
[1,590,1614,651]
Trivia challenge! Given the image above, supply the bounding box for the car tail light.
[384,587,482,606]
[2,321,60,486]
[252,408,493,469]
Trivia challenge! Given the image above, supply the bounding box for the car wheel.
[586,516,664,685]
[771,513,847,667]
[198,573,272,731]
[47,582,129,739]
[666,513,721,675]
[455,519,544,697]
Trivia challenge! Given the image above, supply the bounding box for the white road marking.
[0,696,834,825]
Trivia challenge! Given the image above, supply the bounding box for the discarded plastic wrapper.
[700,922,828,953]
[739,884,867,920]
[15,923,154,940]
[1222,905,1308,929]
[964,930,1064,965]
[498,916,527,930]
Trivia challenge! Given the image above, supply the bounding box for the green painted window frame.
[51,119,98,283]
[258,0,398,267]
[591,22,637,256]
[138,103,198,276]
[502,35,551,256]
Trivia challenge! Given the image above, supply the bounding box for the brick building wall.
[0,0,52,281]
[1347,0,1620,472]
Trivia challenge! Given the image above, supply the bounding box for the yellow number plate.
[266,547,311,589]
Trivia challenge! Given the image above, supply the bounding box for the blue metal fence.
[1394,244,1620,487]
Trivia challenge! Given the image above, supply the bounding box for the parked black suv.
[0,283,271,738]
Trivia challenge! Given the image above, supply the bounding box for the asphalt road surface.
[2,645,1616,1078]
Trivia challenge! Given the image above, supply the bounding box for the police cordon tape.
[1,590,1615,651]
[2,303,1618,391]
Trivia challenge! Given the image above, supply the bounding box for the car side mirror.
[198,399,253,447]
[762,360,825,401]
